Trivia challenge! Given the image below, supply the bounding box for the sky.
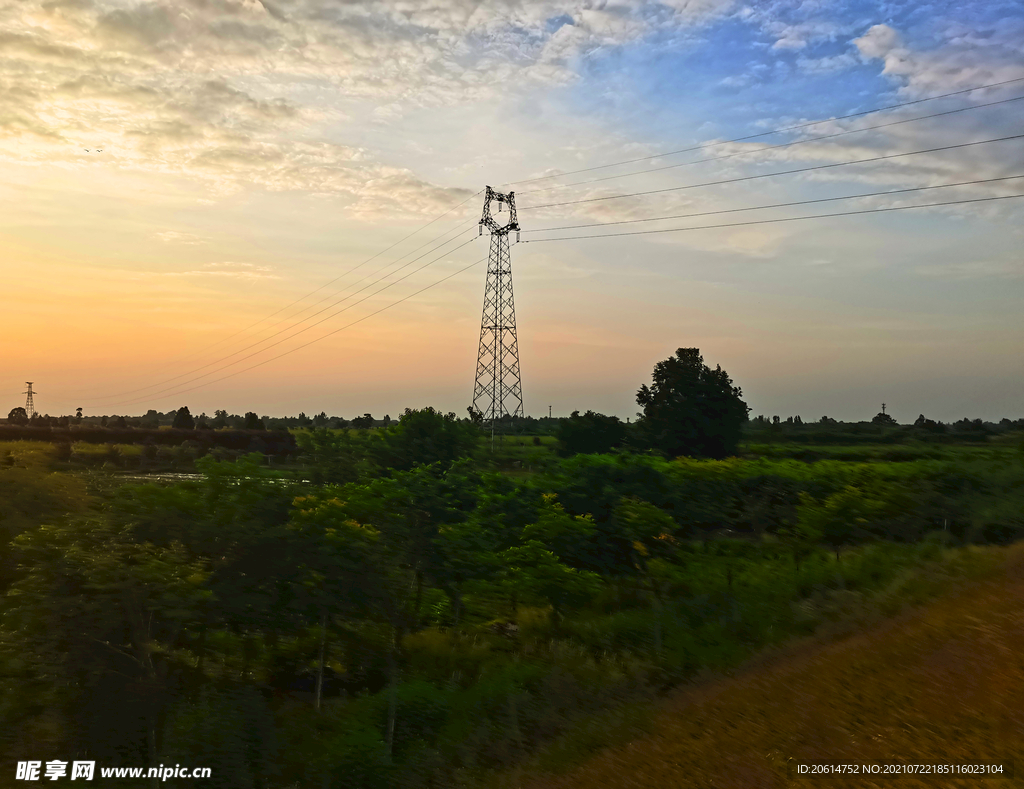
[1,0,1022,423]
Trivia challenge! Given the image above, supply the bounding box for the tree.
[244,412,265,430]
[172,406,195,430]
[1,517,210,771]
[611,498,681,652]
[499,541,601,627]
[373,407,480,472]
[555,410,627,456]
[295,428,369,485]
[913,414,944,433]
[871,411,897,426]
[795,486,882,561]
[635,348,749,459]
[7,407,28,426]
[351,413,374,430]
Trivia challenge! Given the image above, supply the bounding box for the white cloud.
[854,22,1024,96]
[0,0,737,216]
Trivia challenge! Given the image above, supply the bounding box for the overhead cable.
[107,248,493,407]
[520,193,1024,242]
[519,133,1024,211]
[506,76,1024,186]
[82,227,479,401]
[517,94,1024,195]
[523,174,1024,233]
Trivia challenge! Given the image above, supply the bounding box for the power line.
[518,133,1024,211]
[183,189,480,355]
[76,190,483,393]
[506,75,1024,186]
[104,236,483,407]
[523,174,1024,233]
[520,193,1024,242]
[169,207,481,367]
[517,94,1024,195]
[209,217,480,356]
[83,223,479,402]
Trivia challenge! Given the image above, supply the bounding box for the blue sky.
[0,0,1022,421]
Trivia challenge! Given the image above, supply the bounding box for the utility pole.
[882,403,887,415]
[24,382,36,419]
[472,187,524,450]
[549,405,552,419]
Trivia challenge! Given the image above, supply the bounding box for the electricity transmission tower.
[24,382,36,418]
[472,186,523,443]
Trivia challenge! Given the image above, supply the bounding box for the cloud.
[155,230,204,244]
[0,0,738,216]
[150,261,281,280]
[854,22,1024,96]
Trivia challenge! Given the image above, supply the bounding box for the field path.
[522,549,1024,788]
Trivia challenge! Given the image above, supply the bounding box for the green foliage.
[555,410,627,456]
[373,407,481,472]
[295,428,370,485]
[636,348,750,459]
[0,517,210,763]
[163,685,278,789]
[795,486,885,558]
[1,428,1021,787]
[172,405,195,430]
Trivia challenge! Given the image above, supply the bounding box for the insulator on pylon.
[478,224,482,236]
[516,231,520,242]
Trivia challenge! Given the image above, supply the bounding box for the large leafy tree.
[636,348,749,459]
[7,407,28,425]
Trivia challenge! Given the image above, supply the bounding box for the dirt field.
[520,546,1024,789]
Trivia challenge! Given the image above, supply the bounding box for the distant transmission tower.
[472,186,523,443]
[24,382,36,418]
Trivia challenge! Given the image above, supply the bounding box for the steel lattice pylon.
[23,382,36,419]
[472,186,523,438]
